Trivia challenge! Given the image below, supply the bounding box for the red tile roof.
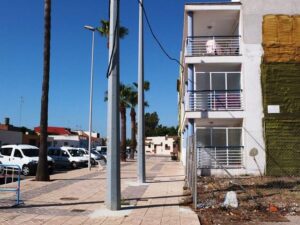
[34,127,72,135]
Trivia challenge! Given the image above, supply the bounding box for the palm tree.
[105,84,132,162]
[128,81,150,159]
[36,0,51,181]
[97,20,128,48]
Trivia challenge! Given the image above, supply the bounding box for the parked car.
[48,146,88,169]
[0,144,55,176]
[94,146,107,162]
[76,148,103,165]
[95,146,107,155]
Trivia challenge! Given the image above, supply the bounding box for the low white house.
[145,136,179,156]
[48,135,88,148]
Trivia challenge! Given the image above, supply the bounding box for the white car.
[76,148,103,165]
[0,144,55,176]
[48,146,88,169]
[94,146,107,163]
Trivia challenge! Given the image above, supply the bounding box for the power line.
[136,0,185,73]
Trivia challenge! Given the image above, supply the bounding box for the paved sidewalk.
[0,156,200,225]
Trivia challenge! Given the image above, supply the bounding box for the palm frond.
[96,19,128,40]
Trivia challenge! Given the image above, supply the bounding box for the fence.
[0,164,21,206]
[186,135,198,209]
[186,136,245,208]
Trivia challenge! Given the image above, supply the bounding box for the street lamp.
[84,25,96,171]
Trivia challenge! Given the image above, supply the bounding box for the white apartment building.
[179,0,266,176]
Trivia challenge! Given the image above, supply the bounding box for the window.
[195,72,242,110]
[165,144,170,150]
[55,149,61,156]
[61,151,69,158]
[197,128,242,147]
[0,148,13,156]
[68,149,83,157]
[22,149,39,157]
[49,149,61,156]
[196,128,243,167]
[14,149,23,158]
[48,149,53,155]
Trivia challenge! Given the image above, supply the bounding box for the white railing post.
[213,90,216,110]
[225,91,228,110]
[214,147,217,168]
[226,147,229,166]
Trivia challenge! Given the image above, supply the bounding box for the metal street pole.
[137,0,145,183]
[106,0,120,210]
[84,25,96,171]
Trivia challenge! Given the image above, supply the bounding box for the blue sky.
[0,0,230,137]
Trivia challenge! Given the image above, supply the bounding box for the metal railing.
[0,164,21,206]
[186,36,241,56]
[197,146,244,169]
[187,90,243,111]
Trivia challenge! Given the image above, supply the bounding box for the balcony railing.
[187,90,243,111]
[197,146,244,169]
[186,36,241,56]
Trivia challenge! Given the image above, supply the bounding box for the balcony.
[185,36,241,57]
[197,146,244,169]
[186,90,243,111]
[195,127,243,168]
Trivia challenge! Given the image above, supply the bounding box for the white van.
[48,146,88,169]
[0,144,55,176]
[76,148,103,165]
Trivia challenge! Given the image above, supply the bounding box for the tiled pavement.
[0,156,200,225]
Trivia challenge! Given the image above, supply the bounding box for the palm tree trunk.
[120,104,127,162]
[36,0,51,181]
[130,107,137,159]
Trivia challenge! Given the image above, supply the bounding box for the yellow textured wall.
[263,15,300,62]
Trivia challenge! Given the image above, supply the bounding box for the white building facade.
[179,1,267,176]
[145,136,178,156]
[48,135,88,148]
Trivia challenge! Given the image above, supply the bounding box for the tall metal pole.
[88,30,95,171]
[106,0,120,210]
[137,0,145,183]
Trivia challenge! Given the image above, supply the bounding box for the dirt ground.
[195,176,300,225]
